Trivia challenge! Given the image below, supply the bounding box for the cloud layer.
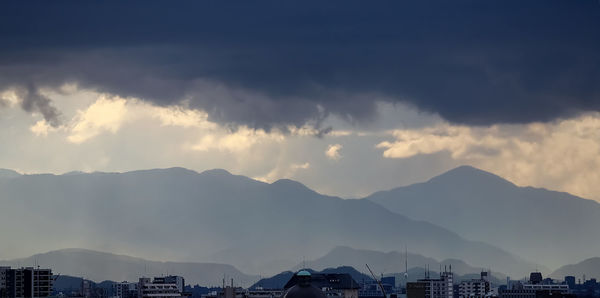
[377,114,600,200]
[1,1,599,129]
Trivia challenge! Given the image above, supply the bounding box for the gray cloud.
[18,84,61,127]
[0,1,599,129]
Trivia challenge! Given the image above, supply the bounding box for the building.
[407,282,427,298]
[201,287,283,298]
[138,276,187,298]
[0,266,9,297]
[563,276,575,290]
[0,267,53,298]
[282,271,327,298]
[284,271,360,298]
[499,272,570,298]
[112,281,138,298]
[407,269,453,298]
[458,272,490,298]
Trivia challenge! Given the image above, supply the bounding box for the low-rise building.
[284,271,360,298]
[138,276,186,298]
[458,272,490,298]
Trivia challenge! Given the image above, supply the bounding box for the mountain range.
[0,166,537,277]
[3,165,599,278]
[367,165,600,270]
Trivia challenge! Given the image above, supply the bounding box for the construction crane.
[366,264,387,297]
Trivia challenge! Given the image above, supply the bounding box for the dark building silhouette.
[530,273,543,285]
[282,271,327,298]
[407,282,427,298]
[564,276,575,289]
[1,267,53,297]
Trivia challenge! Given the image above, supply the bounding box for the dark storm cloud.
[19,84,61,127]
[0,1,599,128]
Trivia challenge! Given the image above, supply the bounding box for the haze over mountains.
[367,166,600,269]
[297,246,507,280]
[0,249,257,287]
[0,166,537,277]
[550,258,600,281]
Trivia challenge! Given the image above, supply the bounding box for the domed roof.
[297,270,311,277]
[282,284,327,298]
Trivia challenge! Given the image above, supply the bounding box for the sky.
[1,1,600,200]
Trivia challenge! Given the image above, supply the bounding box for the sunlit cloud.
[30,120,57,137]
[325,144,343,160]
[254,162,311,183]
[377,113,600,200]
[190,127,285,153]
[68,96,128,144]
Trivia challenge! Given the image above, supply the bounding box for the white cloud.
[0,89,20,107]
[254,162,311,183]
[30,120,57,137]
[377,113,600,200]
[68,96,128,144]
[325,144,343,160]
[190,126,285,153]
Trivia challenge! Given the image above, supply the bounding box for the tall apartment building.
[0,267,53,298]
[407,269,453,298]
[458,272,490,298]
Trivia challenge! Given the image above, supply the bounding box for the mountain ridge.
[367,165,600,269]
[0,166,537,277]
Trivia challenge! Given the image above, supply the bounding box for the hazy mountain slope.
[367,166,600,269]
[0,168,20,178]
[297,246,507,280]
[549,258,600,280]
[0,248,257,287]
[0,167,535,276]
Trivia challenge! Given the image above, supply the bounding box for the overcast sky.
[1,1,600,200]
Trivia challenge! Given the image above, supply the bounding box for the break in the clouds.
[1,85,600,201]
[1,1,600,129]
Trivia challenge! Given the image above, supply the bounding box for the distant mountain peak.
[270,179,314,194]
[428,165,515,187]
[201,168,233,176]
